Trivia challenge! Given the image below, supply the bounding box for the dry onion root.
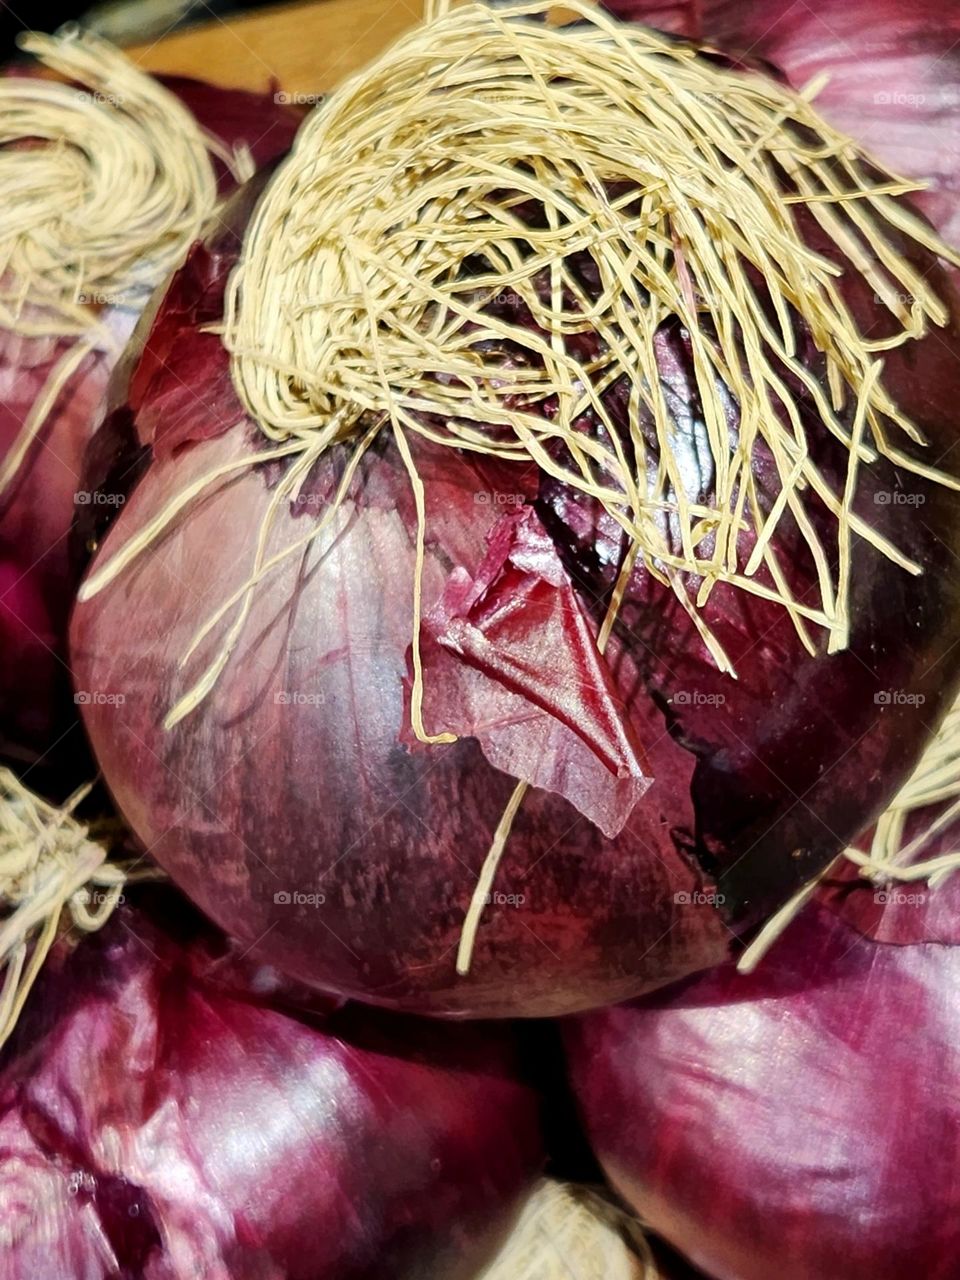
[84,0,960,714]
[0,769,156,1049]
[76,0,960,971]
[480,1179,657,1279]
[0,28,245,497]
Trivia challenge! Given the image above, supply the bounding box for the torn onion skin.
[71,27,960,1016]
[0,77,301,783]
[0,889,543,1280]
[564,903,960,1280]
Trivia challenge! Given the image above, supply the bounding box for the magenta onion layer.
[602,0,960,247]
[0,76,301,780]
[72,21,960,1017]
[0,889,543,1280]
[565,903,960,1280]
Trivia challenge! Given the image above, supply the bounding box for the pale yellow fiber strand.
[0,29,235,496]
[0,339,94,493]
[0,769,160,1049]
[457,779,529,974]
[737,870,826,974]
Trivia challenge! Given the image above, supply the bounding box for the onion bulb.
[0,888,543,1279]
[564,902,960,1280]
[71,3,960,1017]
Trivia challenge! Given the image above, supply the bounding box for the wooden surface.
[125,0,424,97]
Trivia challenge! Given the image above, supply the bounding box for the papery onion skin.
[603,0,960,247]
[0,76,301,781]
[820,805,960,945]
[71,27,960,1016]
[0,889,543,1280]
[564,904,960,1280]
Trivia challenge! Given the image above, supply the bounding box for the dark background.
[0,0,288,59]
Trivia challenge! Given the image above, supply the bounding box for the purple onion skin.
[564,904,960,1280]
[820,823,960,945]
[0,77,301,784]
[71,31,960,1016]
[602,0,960,247]
[0,891,543,1280]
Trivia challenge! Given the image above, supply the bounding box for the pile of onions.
[0,31,300,779]
[70,0,960,1018]
[0,887,544,1279]
[4,0,960,1276]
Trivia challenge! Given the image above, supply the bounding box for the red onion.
[564,903,960,1280]
[0,889,543,1279]
[0,39,300,780]
[70,7,960,1018]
